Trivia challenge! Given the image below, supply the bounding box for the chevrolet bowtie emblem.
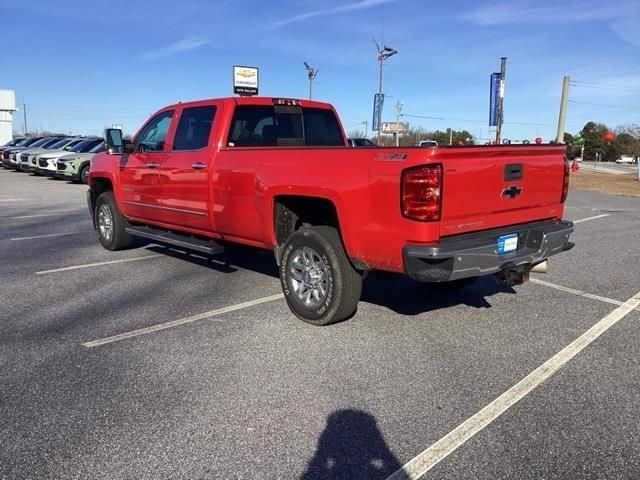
[502,186,523,198]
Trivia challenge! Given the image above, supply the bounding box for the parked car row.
[0,135,104,183]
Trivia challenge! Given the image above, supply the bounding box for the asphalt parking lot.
[1,169,639,480]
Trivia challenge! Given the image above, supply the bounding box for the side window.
[136,110,174,152]
[173,105,216,151]
[303,108,345,146]
[228,106,303,147]
[228,106,274,146]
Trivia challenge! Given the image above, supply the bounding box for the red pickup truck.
[88,96,574,325]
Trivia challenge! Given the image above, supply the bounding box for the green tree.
[580,121,607,161]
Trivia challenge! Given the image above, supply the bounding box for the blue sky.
[1,0,639,141]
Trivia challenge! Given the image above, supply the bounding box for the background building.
[0,90,16,144]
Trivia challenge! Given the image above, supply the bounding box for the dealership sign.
[382,122,408,134]
[233,65,259,95]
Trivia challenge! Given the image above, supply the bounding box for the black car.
[347,138,376,147]
[2,137,46,169]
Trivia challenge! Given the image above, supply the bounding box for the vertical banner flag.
[489,72,501,127]
[372,93,385,131]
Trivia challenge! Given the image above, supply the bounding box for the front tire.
[94,191,133,251]
[280,226,362,326]
[79,164,90,184]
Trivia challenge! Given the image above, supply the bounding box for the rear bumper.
[403,220,574,282]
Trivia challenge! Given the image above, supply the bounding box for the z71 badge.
[374,153,408,161]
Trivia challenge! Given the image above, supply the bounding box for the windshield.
[41,137,65,148]
[26,137,52,148]
[48,138,73,149]
[70,138,103,153]
[3,138,24,147]
[89,142,105,153]
[21,137,44,147]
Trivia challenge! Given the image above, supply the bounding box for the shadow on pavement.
[301,409,404,480]
[143,244,515,316]
[361,274,515,316]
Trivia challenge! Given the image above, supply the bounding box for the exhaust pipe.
[530,260,548,274]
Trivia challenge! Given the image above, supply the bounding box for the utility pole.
[495,57,507,144]
[556,76,570,143]
[395,100,404,146]
[303,62,319,99]
[362,120,368,138]
[373,39,397,145]
[448,128,453,146]
[22,102,28,135]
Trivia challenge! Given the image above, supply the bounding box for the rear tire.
[94,191,133,251]
[280,226,362,326]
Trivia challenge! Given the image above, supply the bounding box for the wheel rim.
[97,204,114,242]
[82,167,89,183]
[288,246,330,308]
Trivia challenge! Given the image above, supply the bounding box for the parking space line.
[530,278,628,308]
[10,231,92,241]
[387,288,640,480]
[36,254,164,275]
[573,213,610,224]
[82,293,284,348]
[0,198,27,202]
[2,212,84,220]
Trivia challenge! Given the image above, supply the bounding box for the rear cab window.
[227,104,344,147]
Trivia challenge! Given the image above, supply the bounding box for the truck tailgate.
[438,146,566,236]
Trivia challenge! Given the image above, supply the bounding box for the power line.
[402,113,566,128]
[568,100,640,110]
[570,81,640,93]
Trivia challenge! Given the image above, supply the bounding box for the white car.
[615,155,635,164]
[35,138,85,176]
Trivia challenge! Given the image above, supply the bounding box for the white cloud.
[274,0,398,28]
[459,2,633,25]
[137,37,209,61]
[611,17,640,48]
[459,1,640,48]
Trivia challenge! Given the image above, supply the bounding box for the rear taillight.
[402,164,442,221]
[561,156,570,203]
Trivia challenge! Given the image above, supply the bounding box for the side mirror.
[105,128,124,154]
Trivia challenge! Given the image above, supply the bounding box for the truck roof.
[163,96,335,111]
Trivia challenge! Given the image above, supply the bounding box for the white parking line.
[530,278,628,308]
[573,213,610,224]
[2,212,84,220]
[82,293,284,348]
[36,254,163,275]
[386,288,640,480]
[0,198,27,202]
[9,231,92,241]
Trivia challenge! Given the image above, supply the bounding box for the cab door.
[158,103,219,231]
[119,109,174,221]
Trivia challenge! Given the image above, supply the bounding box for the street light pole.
[395,100,404,147]
[373,39,397,145]
[303,62,319,100]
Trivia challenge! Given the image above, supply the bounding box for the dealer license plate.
[497,233,518,254]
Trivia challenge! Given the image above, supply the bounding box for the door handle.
[146,161,160,169]
[191,162,207,170]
